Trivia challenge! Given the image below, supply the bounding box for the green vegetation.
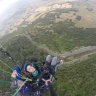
[1,36,47,67]
[0,35,96,96]
[43,53,96,96]
[6,8,95,53]
[0,36,47,95]
[2,8,96,53]
[52,54,96,96]
[75,16,82,21]
[30,14,96,53]
[0,6,96,96]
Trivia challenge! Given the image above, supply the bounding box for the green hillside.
[0,5,96,96]
[51,54,96,96]
[0,36,96,96]
[29,9,96,53]
[4,8,96,53]
[0,36,47,95]
[1,8,96,53]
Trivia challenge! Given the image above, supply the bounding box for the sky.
[0,0,18,15]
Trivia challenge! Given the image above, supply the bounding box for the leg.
[45,55,52,64]
[51,57,60,72]
[51,57,60,66]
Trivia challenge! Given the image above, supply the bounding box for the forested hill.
[0,36,47,95]
[0,35,96,96]
[0,1,96,95]
[48,53,96,96]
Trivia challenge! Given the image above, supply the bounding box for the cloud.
[0,0,18,15]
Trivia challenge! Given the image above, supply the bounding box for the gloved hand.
[45,80,52,86]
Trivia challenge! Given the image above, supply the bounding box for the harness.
[19,60,57,96]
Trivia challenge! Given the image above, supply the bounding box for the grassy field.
[1,0,96,52]
[28,9,96,53]
[72,0,96,28]
[52,53,96,96]
[1,8,96,54]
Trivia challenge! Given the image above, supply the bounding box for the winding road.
[24,35,96,58]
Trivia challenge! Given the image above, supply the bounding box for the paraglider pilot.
[11,55,64,96]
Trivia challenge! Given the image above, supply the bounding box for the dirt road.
[24,35,96,58]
